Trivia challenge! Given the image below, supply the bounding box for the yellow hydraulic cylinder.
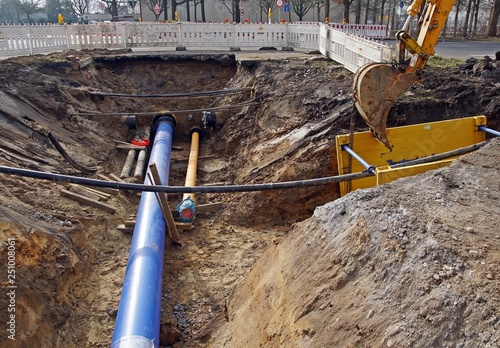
[177,129,200,222]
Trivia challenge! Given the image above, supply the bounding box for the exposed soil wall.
[0,50,498,347]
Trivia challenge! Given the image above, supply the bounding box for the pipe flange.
[152,114,177,139]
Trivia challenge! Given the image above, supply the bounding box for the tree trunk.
[163,0,169,20]
[462,0,473,37]
[472,0,480,36]
[343,0,350,22]
[453,0,461,37]
[325,0,330,21]
[355,0,361,23]
[488,0,500,36]
[364,0,370,24]
[186,0,191,21]
[201,0,206,22]
[172,1,177,20]
[380,0,386,24]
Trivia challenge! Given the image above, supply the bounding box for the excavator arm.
[353,0,456,150]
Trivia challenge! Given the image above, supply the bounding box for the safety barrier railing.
[0,22,393,70]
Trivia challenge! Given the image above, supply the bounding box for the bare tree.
[463,0,473,37]
[488,0,500,36]
[217,0,243,22]
[290,0,314,21]
[144,0,165,19]
[0,0,21,23]
[15,0,43,23]
[340,0,355,22]
[67,0,91,15]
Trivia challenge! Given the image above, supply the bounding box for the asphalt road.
[436,41,500,59]
[385,40,500,59]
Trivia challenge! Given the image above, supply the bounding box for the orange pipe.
[183,130,200,202]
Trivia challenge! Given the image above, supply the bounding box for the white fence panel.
[318,24,328,56]
[178,23,234,47]
[0,25,32,56]
[0,22,393,74]
[287,23,319,49]
[124,23,179,47]
[29,24,68,54]
[234,24,287,47]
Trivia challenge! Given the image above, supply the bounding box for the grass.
[426,55,464,68]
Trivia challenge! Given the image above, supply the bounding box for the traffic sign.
[283,4,290,12]
[154,3,160,15]
[275,0,284,8]
[240,9,244,16]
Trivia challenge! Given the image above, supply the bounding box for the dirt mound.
[215,138,500,348]
[0,50,498,347]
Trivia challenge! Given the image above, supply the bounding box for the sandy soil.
[0,49,498,348]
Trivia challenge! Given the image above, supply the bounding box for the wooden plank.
[124,220,136,228]
[149,163,181,244]
[175,222,193,230]
[61,189,116,214]
[68,184,103,201]
[96,173,112,181]
[77,185,111,200]
[116,224,134,233]
[88,186,119,195]
[196,202,223,214]
[109,173,125,182]
[69,184,109,200]
[168,202,223,217]
[117,144,146,150]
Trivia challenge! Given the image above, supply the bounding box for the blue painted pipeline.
[112,115,176,348]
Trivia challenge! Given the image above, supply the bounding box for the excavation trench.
[0,50,498,347]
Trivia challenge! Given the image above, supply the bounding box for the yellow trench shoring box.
[335,116,487,196]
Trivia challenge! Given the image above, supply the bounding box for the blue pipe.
[479,126,500,137]
[341,144,376,173]
[112,116,176,348]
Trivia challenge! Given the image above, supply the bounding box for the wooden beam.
[116,224,134,233]
[68,184,103,201]
[61,189,116,214]
[148,163,181,244]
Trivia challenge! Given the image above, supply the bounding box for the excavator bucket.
[353,63,418,150]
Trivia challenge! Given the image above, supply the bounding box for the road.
[384,40,499,59]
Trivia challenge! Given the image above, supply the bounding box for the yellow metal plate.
[335,116,487,196]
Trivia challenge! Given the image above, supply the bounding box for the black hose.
[0,140,489,194]
[390,140,489,168]
[74,101,258,117]
[47,132,98,174]
[89,87,253,98]
[0,165,373,193]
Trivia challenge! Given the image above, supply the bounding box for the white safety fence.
[319,24,393,73]
[0,22,393,71]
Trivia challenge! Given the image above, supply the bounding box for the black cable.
[0,165,373,193]
[0,140,488,194]
[390,140,489,168]
[74,101,258,116]
[89,87,253,98]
